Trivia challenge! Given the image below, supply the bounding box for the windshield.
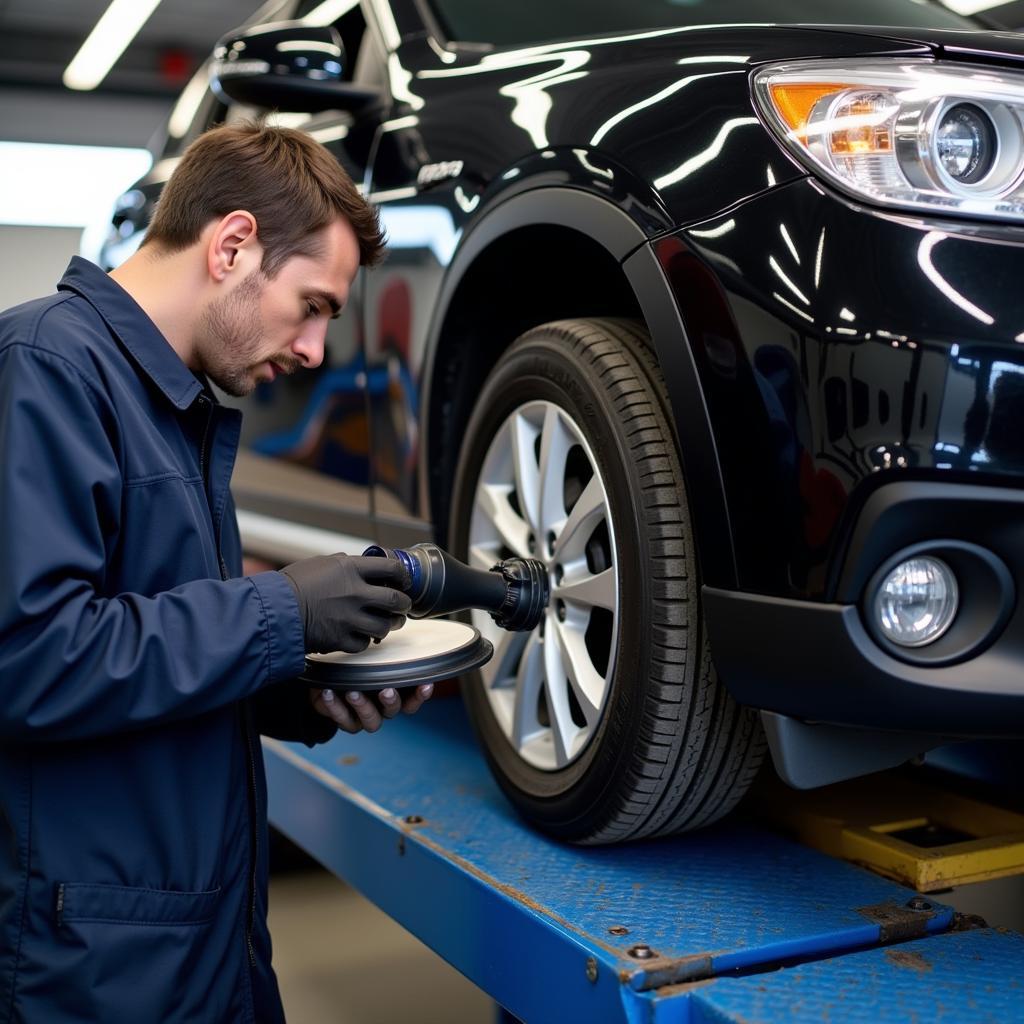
[428,0,985,47]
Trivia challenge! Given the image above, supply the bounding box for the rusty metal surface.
[856,899,943,943]
[685,927,1024,1023]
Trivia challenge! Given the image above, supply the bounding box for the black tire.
[449,318,765,844]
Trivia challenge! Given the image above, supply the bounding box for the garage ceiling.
[0,0,272,97]
[0,0,274,147]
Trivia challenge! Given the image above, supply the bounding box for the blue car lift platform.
[264,699,1024,1023]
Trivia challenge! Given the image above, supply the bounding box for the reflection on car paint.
[251,275,420,510]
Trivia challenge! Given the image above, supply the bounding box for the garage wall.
[0,224,83,311]
[0,87,169,150]
[0,84,168,314]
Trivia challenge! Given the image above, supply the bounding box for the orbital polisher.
[299,544,550,691]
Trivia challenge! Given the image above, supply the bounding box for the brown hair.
[143,121,385,272]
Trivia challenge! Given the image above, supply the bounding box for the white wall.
[0,225,83,311]
[0,84,168,313]
[0,87,169,150]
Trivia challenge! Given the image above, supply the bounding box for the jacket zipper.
[197,395,213,486]
[199,393,258,969]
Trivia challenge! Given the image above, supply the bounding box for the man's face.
[196,217,361,397]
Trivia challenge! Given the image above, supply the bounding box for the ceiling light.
[64,0,163,91]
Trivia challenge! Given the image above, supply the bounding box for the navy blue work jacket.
[0,257,334,1022]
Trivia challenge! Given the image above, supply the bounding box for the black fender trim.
[623,242,737,588]
[420,186,738,589]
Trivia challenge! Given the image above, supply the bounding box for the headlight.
[753,60,1024,221]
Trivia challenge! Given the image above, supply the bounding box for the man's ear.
[207,210,260,282]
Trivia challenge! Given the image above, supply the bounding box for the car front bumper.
[704,479,1024,735]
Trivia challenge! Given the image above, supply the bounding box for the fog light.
[874,557,958,647]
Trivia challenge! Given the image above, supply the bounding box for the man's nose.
[293,321,327,369]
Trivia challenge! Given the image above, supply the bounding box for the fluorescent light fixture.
[64,0,163,91]
[0,142,151,228]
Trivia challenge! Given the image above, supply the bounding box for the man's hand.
[310,684,434,734]
[280,553,412,654]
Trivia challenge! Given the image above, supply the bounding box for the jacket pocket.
[48,883,234,1022]
[56,881,220,926]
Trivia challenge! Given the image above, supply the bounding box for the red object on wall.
[160,49,193,85]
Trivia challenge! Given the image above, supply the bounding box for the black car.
[103,0,1024,844]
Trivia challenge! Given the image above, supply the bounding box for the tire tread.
[540,318,764,844]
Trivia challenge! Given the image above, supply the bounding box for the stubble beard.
[197,270,268,397]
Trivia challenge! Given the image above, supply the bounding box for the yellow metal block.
[755,773,1024,892]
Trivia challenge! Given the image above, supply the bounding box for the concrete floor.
[268,867,494,1024]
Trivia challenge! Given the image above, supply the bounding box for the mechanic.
[0,122,430,1022]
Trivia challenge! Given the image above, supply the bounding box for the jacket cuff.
[248,570,306,682]
[251,681,337,747]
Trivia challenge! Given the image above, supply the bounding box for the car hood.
[478,23,1024,74]
[783,24,1024,66]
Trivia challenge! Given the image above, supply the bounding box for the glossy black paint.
[671,178,1024,599]
[210,22,381,111]
[102,2,1024,733]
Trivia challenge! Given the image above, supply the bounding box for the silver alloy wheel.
[467,400,619,770]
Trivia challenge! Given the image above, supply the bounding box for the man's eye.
[306,301,319,318]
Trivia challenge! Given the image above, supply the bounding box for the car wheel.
[449,318,766,843]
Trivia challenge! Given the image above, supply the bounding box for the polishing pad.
[300,618,493,691]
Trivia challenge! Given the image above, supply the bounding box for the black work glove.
[280,553,413,654]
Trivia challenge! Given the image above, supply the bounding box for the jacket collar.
[58,256,203,411]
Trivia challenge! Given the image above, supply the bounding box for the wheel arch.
[422,187,737,589]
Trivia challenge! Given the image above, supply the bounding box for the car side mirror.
[210,21,381,113]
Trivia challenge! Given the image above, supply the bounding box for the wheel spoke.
[552,617,604,726]
[480,625,529,690]
[468,543,497,571]
[543,612,579,766]
[554,567,616,611]
[552,474,605,563]
[510,412,541,534]
[476,482,531,557]
[537,405,572,538]
[511,632,545,748]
